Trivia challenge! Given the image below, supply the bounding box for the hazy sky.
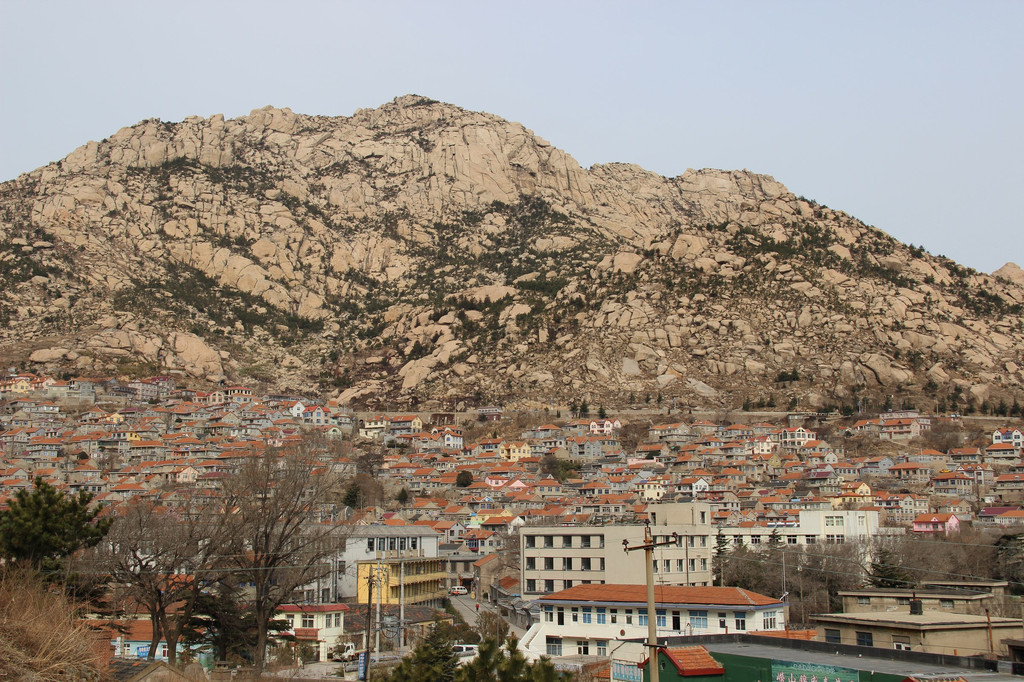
[1,1,1020,273]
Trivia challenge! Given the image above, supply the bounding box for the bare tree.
[220,443,346,671]
[89,494,222,664]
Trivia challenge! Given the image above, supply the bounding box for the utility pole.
[623,522,678,682]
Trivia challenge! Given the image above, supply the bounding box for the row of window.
[526,578,712,593]
[524,535,605,549]
[545,637,608,657]
[824,629,910,650]
[288,612,343,629]
[525,557,606,571]
[524,557,708,574]
[366,537,420,551]
[733,534,845,545]
[540,605,774,631]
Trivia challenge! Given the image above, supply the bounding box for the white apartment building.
[303,525,442,604]
[520,503,714,600]
[519,583,786,666]
[717,509,880,549]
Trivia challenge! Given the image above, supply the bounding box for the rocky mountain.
[1,94,1022,412]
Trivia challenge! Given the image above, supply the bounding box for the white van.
[452,644,479,657]
[449,585,468,595]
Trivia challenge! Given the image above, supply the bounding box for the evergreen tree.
[712,531,730,586]
[454,636,567,682]
[456,471,474,487]
[0,479,111,571]
[385,623,459,682]
[867,547,916,589]
[343,481,360,508]
[396,488,410,505]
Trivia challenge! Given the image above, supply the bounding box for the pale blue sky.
[1,1,1020,273]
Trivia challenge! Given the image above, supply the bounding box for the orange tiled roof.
[540,583,778,607]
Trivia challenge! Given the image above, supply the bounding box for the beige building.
[839,580,1012,617]
[814,610,1024,656]
[519,502,713,599]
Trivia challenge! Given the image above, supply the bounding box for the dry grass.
[0,568,105,681]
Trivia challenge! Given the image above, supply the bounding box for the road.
[449,593,527,640]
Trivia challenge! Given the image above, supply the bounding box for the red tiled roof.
[540,583,778,607]
[640,646,724,677]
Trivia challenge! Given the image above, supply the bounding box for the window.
[526,535,536,548]
[301,613,314,628]
[825,534,844,544]
[544,557,554,570]
[544,606,553,622]
[676,559,685,572]
[805,535,817,544]
[597,608,607,625]
[825,515,844,527]
[857,596,871,605]
[893,636,912,651]
[718,612,727,629]
[563,580,572,589]
[663,559,671,572]
[527,579,536,593]
[762,611,777,629]
[856,631,874,647]
[581,557,592,571]
[787,536,798,545]
[688,558,696,572]
[689,610,708,629]
[577,640,590,655]
[367,538,374,551]
[940,599,954,609]
[581,536,591,548]
[700,558,708,571]
[546,637,562,656]
[562,535,573,548]
[638,608,648,627]
[582,607,592,624]
[624,609,633,625]
[544,580,554,593]
[750,535,761,545]
[596,640,608,656]
[544,536,554,548]
[656,610,666,627]
[824,629,841,644]
[897,597,910,605]
[335,613,342,627]
[734,612,746,630]
[526,557,535,570]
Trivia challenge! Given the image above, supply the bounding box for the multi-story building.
[715,509,880,549]
[519,583,786,663]
[277,603,348,661]
[519,502,714,599]
[307,525,445,607]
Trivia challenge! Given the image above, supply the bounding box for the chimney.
[909,598,923,615]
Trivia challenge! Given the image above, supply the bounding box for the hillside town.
[3,371,1024,680]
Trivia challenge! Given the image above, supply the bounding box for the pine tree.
[0,478,111,571]
[867,548,916,588]
[713,531,730,586]
[385,623,459,682]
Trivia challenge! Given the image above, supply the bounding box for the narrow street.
[448,593,527,641]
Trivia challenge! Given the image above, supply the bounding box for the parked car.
[449,585,468,595]
[452,644,479,657]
